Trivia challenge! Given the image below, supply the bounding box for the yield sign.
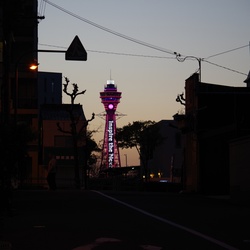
[65,36,87,61]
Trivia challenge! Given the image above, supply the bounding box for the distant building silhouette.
[147,120,184,183]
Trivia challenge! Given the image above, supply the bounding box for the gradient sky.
[38,0,250,166]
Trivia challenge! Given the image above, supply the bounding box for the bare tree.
[57,77,94,189]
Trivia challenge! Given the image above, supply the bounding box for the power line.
[38,42,248,76]
[44,0,177,56]
[38,43,175,59]
[41,1,249,77]
[203,60,247,76]
[43,1,249,63]
[205,44,249,59]
[202,44,249,76]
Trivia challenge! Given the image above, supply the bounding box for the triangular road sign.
[66,36,87,61]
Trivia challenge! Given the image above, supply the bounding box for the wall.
[230,136,250,194]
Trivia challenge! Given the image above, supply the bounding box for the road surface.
[1,190,249,249]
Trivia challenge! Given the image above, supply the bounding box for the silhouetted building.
[174,73,250,196]
[244,71,250,87]
[0,1,88,188]
[0,0,39,184]
[38,72,62,106]
[39,104,87,188]
[147,120,184,183]
[1,0,38,121]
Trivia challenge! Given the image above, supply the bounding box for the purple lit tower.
[100,80,122,169]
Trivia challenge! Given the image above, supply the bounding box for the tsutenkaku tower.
[100,80,122,169]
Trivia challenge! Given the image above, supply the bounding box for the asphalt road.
[1,190,250,250]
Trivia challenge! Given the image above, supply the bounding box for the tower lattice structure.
[100,80,122,169]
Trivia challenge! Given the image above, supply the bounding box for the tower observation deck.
[100,80,122,169]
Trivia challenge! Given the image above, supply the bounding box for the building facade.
[1,1,88,188]
[39,104,87,188]
[1,0,39,185]
[175,73,250,195]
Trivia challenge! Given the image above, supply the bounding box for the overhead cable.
[38,42,248,76]
[44,0,177,56]
[203,60,247,76]
[205,44,249,59]
[38,43,175,59]
[41,1,249,77]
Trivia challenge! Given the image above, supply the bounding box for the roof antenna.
[110,69,112,80]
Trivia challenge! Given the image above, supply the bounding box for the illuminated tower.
[100,80,122,169]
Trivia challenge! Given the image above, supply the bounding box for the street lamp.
[29,62,39,70]
[14,59,39,123]
[174,52,202,82]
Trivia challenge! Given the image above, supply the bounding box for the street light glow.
[29,63,39,70]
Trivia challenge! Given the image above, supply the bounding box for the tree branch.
[57,122,71,134]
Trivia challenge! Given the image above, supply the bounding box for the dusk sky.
[38,0,250,166]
